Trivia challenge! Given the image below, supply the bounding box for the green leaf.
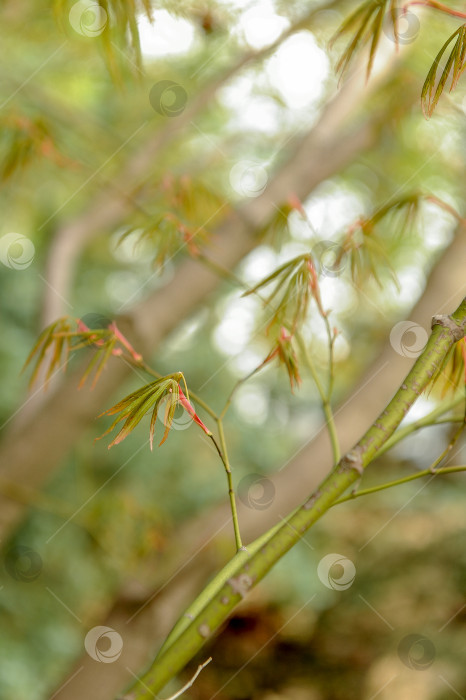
[78,339,116,389]
[22,318,72,388]
[101,380,161,417]
[421,25,466,118]
[98,378,181,448]
[107,385,166,448]
[332,0,396,79]
[158,384,180,446]
[334,2,375,77]
[242,254,306,298]
[367,2,386,79]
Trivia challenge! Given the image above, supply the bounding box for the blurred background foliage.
[0,1,465,699]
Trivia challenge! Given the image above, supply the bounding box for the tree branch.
[49,221,466,700]
[333,465,466,505]
[120,299,466,699]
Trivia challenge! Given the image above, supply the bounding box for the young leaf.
[119,176,224,269]
[22,318,72,388]
[263,325,302,391]
[159,385,180,446]
[98,379,172,448]
[332,0,397,79]
[421,25,466,118]
[24,315,150,391]
[78,338,117,389]
[339,192,428,288]
[98,376,212,450]
[242,254,325,332]
[177,387,212,436]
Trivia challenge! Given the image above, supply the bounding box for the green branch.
[333,465,466,505]
[297,333,341,465]
[216,418,243,551]
[376,393,464,458]
[119,298,466,700]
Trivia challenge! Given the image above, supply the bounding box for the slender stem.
[322,400,341,465]
[429,419,465,469]
[333,465,466,504]
[120,298,466,700]
[341,412,465,504]
[322,312,339,462]
[426,195,466,223]
[297,333,341,464]
[404,1,466,20]
[217,419,243,551]
[376,394,464,458]
[219,360,269,421]
[322,310,336,400]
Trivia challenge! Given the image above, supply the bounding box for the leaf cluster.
[98,374,186,449]
[340,192,424,287]
[333,0,466,116]
[120,175,226,269]
[265,325,302,390]
[243,253,324,333]
[22,317,73,388]
[0,113,68,183]
[53,0,153,81]
[421,23,466,117]
[23,317,138,390]
[331,0,397,79]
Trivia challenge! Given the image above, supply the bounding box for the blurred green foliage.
[0,1,465,699]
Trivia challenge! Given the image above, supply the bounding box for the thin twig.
[333,465,466,505]
[296,333,341,465]
[376,394,464,458]
[216,419,243,551]
[219,360,269,421]
[404,1,466,20]
[163,657,212,700]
